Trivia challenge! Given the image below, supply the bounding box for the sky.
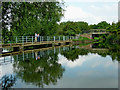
[61,0,120,24]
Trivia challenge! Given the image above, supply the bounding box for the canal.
[0,44,119,88]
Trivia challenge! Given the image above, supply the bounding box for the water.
[0,45,118,88]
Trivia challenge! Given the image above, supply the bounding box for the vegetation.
[56,21,90,36]
[2,2,65,43]
[2,2,120,44]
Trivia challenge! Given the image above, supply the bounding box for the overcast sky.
[61,0,120,24]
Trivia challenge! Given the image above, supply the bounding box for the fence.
[3,36,78,44]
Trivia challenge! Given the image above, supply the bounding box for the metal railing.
[3,36,78,44]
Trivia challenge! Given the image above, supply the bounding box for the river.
[0,44,119,88]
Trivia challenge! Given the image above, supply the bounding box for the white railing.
[5,36,78,44]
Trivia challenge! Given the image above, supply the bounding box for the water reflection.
[0,75,16,88]
[13,48,65,88]
[0,44,119,88]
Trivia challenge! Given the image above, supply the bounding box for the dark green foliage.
[106,22,120,44]
[2,2,64,42]
[89,21,110,29]
[56,21,89,36]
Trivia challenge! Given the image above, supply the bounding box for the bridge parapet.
[90,29,109,34]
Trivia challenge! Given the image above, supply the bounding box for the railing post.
[59,36,60,42]
[54,36,55,42]
[49,36,50,41]
[47,36,48,42]
[16,36,17,43]
[32,36,33,44]
[23,52,24,61]
[26,36,27,43]
[42,36,43,42]
[63,36,65,41]
[22,36,24,45]
[40,36,41,42]
[76,36,77,39]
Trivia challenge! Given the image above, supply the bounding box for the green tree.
[2,2,65,42]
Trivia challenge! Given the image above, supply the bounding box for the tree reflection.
[12,44,120,88]
[61,47,89,61]
[0,75,16,88]
[13,50,65,88]
[61,44,120,62]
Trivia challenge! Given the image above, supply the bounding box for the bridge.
[1,36,78,54]
[79,29,109,39]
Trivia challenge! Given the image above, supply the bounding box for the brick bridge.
[78,29,109,39]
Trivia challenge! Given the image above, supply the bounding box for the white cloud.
[64,0,119,3]
[61,6,101,24]
[61,4,118,24]
[58,53,118,68]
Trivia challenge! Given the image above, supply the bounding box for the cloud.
[58,53,118,68]
[61,4,118,24]
[61,6,103,24]
[64,0,119,3]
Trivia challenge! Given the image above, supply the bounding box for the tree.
[2,1,65,42]
[89,21,110,29]
[58,21,89,36]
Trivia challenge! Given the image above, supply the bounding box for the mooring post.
[32,36,33,44]
[16,36,17,43]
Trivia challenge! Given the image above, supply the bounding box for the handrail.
[2,36,77,44]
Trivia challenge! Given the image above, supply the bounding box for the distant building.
[118,1,120,22]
